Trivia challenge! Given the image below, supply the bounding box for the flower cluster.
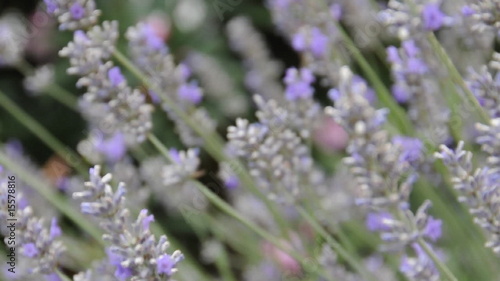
[0,167,65,278]
[435,142,500,255]
[126,22,215,146]
[73,166,184,280]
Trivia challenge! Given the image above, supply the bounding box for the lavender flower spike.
[435,141,500,255]
[0,170,65,275]
[44,0,102,31]
[73,166,184,280]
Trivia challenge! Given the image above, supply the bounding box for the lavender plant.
[0,0,499,280]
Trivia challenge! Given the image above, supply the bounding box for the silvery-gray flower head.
[0,13,28,66]
[379,0,451,40]
[74,165,184,280]
[435,141,500,255]
[226,17,284,101]
[44,0,101,31]
[1,170,65,275]
[162,148,201,187]
[462,0,500,37]
[23,65,55,94]
[59,21,119,76]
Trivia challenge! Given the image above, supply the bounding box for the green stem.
[56,270,73,281]
[418,239,459,281]
[0,90,87,175]
[214,245,238,281]
[296,207,377,281]
[45,84,79,111]
[426,33,489,123]
[113,46,287,235]
[16,60,79,112]
[194,181,335,281]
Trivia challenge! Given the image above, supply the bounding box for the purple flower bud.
[106,248,123,266]
[284,68,315,100]
[392,136,423,163]
[108,67,125,87]
[157,254,176,275]
[461,5,475,17]
[421,3,445,31]
[50,218,62,238]
[392,84,411,103]
[330,4,342,21]
[140,209,155,230]
[141,24,165,50]
[148,90,161,104]
[22,243,39,258]
[44,273,62,281]
[402,40,419,57]
[18,196,29,209]
[406,57,428,75]
[69,3,85,20]
[224,176,239,190]
[387,46,401,63]
[366,212,394,232]
[292,33,306,52]
[177,82,203,104]
[115,265,132,281]
[43,0,58,14]
[310,27,329,57]
[327,88,340,101]
[169,148,181,163]
[96,133,127,163]
[424,216,442,241]
[177,63,192,80]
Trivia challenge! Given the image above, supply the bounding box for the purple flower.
[107,248,123,266]
[387,46,401,63]
[292,27,329,57]
[284,67,315,100]
[148,90,161,104]
[50,218,62,238]
[424,216,442,242]
[461,5,475,17]
[74,30,89,42]
[169,148,181,163]
[310,27,329,57]
[96,133,127,163]
[141,24,165,50]
[157,254,176,275]
[115,265,133,281]
[421,3,445,31]
[43,0,58,14]
[352,75,376,103]
[392,136,423,163]
[44,273,62,281]
[292,33,306,52]
[177,63,192,80]
[224,176,239,190]
[108,67,125,87]
[392,84,411,103]
[400,243,438,277]
[69,3,85,20]
[402,40,419,57]
[366,212,394,232]
[327,88,340,101]
[18,196,29,209]
[177,82,203,104]
[330,4,342,21]
[406,57,428,75]
[22,243,39,258]
[140,209,155,230]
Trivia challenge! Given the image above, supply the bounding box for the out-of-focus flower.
[313,118,349,152]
